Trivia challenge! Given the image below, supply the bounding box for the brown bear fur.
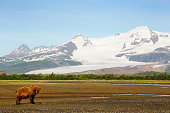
[16,85,41,105]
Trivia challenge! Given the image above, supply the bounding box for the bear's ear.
[31,85,35,88]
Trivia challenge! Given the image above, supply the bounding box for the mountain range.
[0,26,170,74]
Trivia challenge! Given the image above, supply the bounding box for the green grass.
[0,80,170,84]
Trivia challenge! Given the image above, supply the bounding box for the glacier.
[26,26,170,74]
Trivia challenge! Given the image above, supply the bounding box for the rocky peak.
[72,34,89,40]
[18,44,30,50]
[126,26,159,45]
[4,44,31,58]
[71,34,92,49]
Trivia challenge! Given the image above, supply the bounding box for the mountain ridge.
[1,26,170,74]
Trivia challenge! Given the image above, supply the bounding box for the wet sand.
[0,80,170,113]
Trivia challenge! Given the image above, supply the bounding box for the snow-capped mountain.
[72,26,170,64]
[0,26,170,74]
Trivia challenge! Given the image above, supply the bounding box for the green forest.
[0,72,170,80]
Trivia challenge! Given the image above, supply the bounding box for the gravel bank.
[0,97,169,113]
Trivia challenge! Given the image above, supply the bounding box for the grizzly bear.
[16,85,41,105]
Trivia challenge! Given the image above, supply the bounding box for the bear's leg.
[30,95,35,104]
[16,97,21,105]
[19,98,22,104]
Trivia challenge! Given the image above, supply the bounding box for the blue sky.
[0,0,170,56]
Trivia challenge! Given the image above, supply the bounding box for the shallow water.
[90,94,170,99]
[45,82,170,88]
[90,97,109,99]
[137,94,170,97]
[112,93,170,97]
[88,83,170,88]
[89,82,112,85]
[112,94,133,96]
[113,84,170,88]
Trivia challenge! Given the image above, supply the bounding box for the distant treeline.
[0,72,170,80]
